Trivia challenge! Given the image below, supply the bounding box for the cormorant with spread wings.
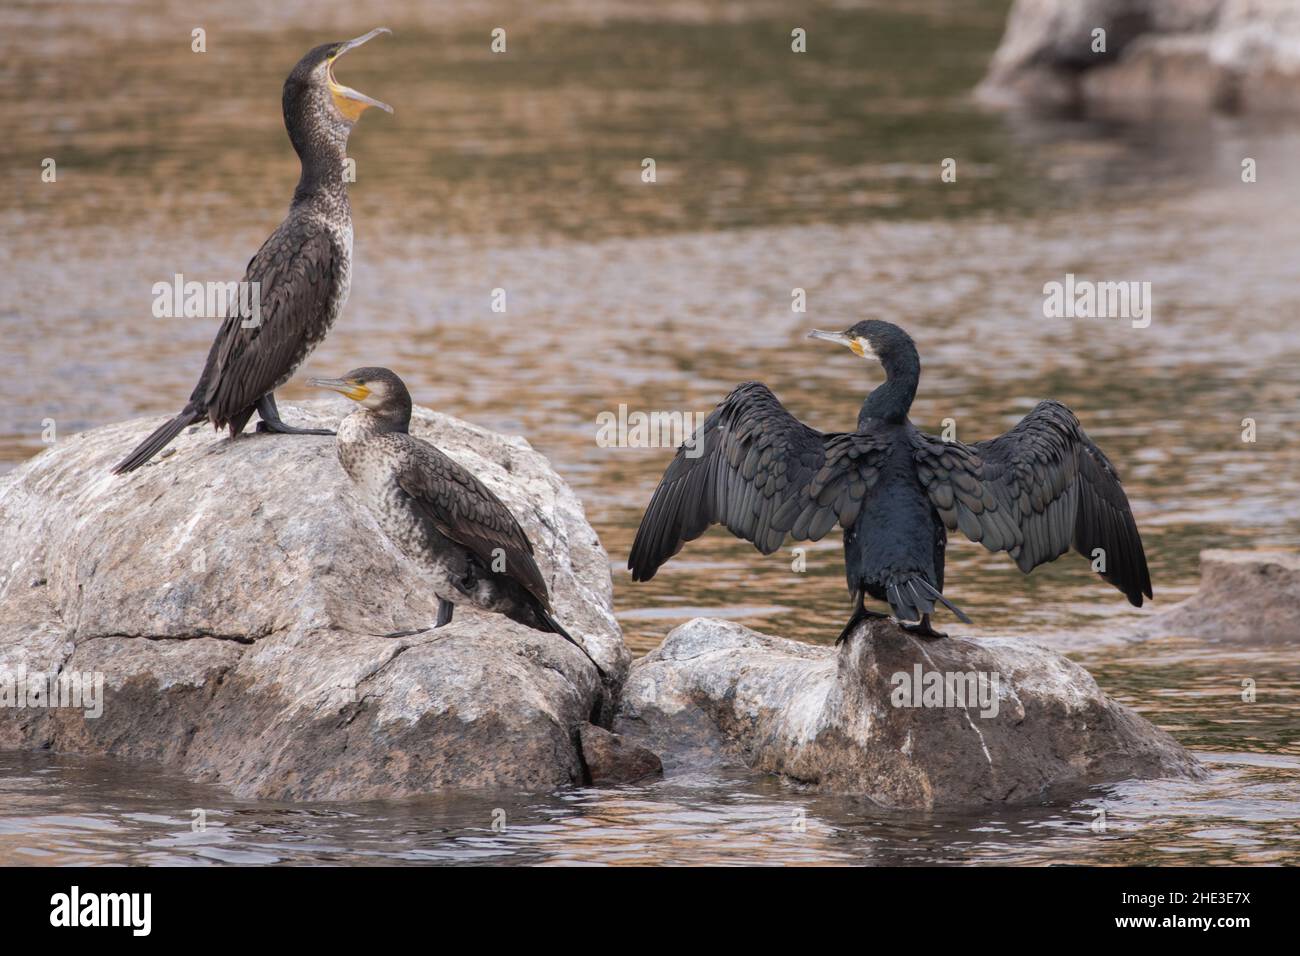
[628,321,1152,641]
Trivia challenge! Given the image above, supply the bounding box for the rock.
[977,0,1300,115]
[0,401,630,800]
[1143,549,1300,642]
[578,723,663,786]
[614,618,1203,810]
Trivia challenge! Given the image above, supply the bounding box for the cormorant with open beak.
[310,368,606,678]
[114,29,393,474]
[629,320,1152,641]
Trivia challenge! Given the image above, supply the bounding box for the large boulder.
[1143,549,1300,642]
[0,401,631,799]
[614,617,1203,810]
[978,0,1300,114]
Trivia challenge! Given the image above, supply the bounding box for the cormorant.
[310,367,606,677]
[113,29,393,474]
[628,321,1152,641]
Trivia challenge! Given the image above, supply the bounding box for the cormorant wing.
[909,399,1153,606]
[200,223,342,425]
[628,381,887,581]
[393,438,552,609]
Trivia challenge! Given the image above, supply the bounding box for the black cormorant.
[113,29,393,474]
[310,367,606,677]
[628,321,1152,641]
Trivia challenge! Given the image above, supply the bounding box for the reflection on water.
[2,0,1298,864]
[2,744,1296,866]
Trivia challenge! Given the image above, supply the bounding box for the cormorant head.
[309,366,412,431]
[283,28,393,159]
[807,320,919,377]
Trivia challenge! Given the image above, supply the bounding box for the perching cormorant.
[628,321,1152,642]
[113,29,393,474]
[310,368,606,677]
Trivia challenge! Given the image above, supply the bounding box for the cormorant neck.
[341,406,411,440]
[291,138,350,204]
[284,99,352,205]
[859,351,920,426]
[366,408,410,434]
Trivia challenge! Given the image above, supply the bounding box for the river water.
[1,0,1297,865]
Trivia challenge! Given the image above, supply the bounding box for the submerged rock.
[578,724,663,786]
[0,401,630,800]
[614,618,1203,809]
[1144,549,1300,642]
[978,0,1300,114]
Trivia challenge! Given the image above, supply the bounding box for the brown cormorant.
[113,29,393,474]
[310,368,606,677]
[628,321,1152,641]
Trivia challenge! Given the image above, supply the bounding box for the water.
[2,744,1295,866]
[2,0,1298,865]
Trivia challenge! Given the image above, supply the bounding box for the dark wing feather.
[910,400,1152,606]
[394,439,551,609]
[627,382,886,581]
[197,222,341,427]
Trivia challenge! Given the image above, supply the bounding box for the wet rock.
[0,401,629,799]
[578,723,663,786]
[978,0,1300,115]
[614,618,1203,810]
[1143,549,1300,642]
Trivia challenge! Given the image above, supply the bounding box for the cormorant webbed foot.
[256,420,336,435]
[835,606,889,645]
[901,615,948,640]
[255,394,336,436]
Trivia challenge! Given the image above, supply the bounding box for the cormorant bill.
[309,368,607,679]
[112,29,394,474]
[628,320,1153,643]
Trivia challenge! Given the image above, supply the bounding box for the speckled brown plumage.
[316,367,606,677]
[201,216,350,434]
[114,37,383,474]
[337,418,553,624]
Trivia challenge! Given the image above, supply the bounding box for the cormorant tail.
[915,577,972,624]
[538,607,608,681]
[435,599,454,628]
[887,575,972,625]
[112,407,202,474]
